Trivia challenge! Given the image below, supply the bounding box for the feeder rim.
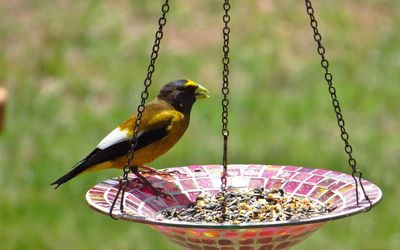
[87,198,379,229]
[86,164,382,229]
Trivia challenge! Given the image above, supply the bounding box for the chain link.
[109,0,170,219]
[304,0,372,210]
[221,0,231,193]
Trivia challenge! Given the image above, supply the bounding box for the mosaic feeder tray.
[87,164,382,250]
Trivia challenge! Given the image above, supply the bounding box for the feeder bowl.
[86,164,382,250]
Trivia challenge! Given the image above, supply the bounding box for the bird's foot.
[139,165,181,177]
[130,168,173,199]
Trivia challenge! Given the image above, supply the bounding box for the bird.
[51,79,209,192]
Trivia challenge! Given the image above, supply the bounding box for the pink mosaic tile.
[163,196,179,207]
[312,169,330,175]
[187,165,209,177]
[204,246,218,250]
[273,235,290,242]
[338,184,354,193]
[202,238,217,245]
[244,165,263,176]
[180,179,198,190]
[277,171,297,179]
[224,232,239,238]
[227,168,241,177]
[242,231,258,238]
[175,193,192,204]
[282,166,299,171]
[319,190,335,203]
[283,181,301,193]
[125,198,139,210]
[256,237,272,244]
[318,178,336,187]
[327,170,344,176]
[188,237,202,243]
[306,175,324,183]
[239,239,255,245]
[265,179,284,189]
[292,173,311,181]
[129,189,148,201]
[276,242,292,249]
[196,178,215,189]
[162,181,181,192]
[327,181,346,190]
[296,183,314,196]
[259,244,274,250]
[296,168,314,173]
[249,178,265,188]
[239,246,255,250]
[187,190,201,202]
[262,170,279,178]
[309,187,327,199]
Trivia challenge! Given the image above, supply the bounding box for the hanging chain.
[304,0,372,210]
[220,0,231,192]
[109,0,170,219]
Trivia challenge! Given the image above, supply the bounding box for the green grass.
[1,1,399,249]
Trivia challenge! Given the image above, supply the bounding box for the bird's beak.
[195,84,210,100]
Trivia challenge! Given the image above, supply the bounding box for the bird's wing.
[98,110,177,149]
[97,127,132,150]
[83,111,178,166]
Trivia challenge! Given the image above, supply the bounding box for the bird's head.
[158,79,209,113]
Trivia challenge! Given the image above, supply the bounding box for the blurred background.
[1,0,399,249]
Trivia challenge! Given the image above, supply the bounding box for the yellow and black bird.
[51,79,209,189]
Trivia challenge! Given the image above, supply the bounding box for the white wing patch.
[97,128,133,150]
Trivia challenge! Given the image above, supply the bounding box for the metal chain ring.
[221,0,231,192]
[109,0,170,219]
[304,0,372,210]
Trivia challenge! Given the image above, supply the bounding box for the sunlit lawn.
[1,1,399,249]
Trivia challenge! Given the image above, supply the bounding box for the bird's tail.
[51,160,89,189]
[51,148,104,189]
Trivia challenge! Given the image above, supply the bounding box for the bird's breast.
[136,113,189,164]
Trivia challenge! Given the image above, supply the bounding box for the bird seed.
[157,187,331,224]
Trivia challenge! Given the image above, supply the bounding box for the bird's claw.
[132,174,173,200]
[142,183,173,200]
[152,187,173,200]
[139,166,181,177]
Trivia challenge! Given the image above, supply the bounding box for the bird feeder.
[87,164,381,249]
[86,1,382,249]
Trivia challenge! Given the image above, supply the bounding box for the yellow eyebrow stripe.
[184,80,197,88]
